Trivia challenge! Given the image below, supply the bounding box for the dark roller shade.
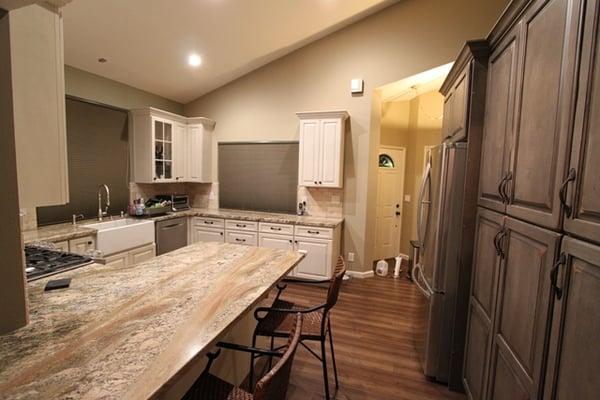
[218,142,298,214]
[37,97,129,225]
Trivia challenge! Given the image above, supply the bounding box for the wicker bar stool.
[250,256,347,400]
[183,313,303,400]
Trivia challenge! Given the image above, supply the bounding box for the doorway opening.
[370,63,451,267]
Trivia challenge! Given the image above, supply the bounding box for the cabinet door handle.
[502,172,512,204]
[289,239,293,243]
[550,253,566,300]
[318,181,322,184]
[220,232,223,236]
[498,174,508,204]
[236,224,247,228]
[204,221,214,225]
[493,229,506,257]
[235,238,246,242]
[559,168,577,218]
[270,227,282,231]
[314,181,318,185]
[307,230,320,234]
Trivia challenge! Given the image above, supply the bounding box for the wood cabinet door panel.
[488,344,531,400]
[463,303,493,400]
[319,119,342,187]
[298,119,320,186]
[479,30,519,213]
[449,67,469,142]
[489,217,560,399]
[565,0,600,243]
[544,237,600,400]
[295,238,331,279]
[471,208,504,317]
[507,0,581,229]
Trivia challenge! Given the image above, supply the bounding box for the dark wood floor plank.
[274,275,466,400]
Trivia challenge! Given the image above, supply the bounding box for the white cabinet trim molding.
[296,110,349,120]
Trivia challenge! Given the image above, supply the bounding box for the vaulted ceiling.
[59,0,399,103]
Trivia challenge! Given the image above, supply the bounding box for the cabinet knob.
[314,181,317,184]
[289,240,293,243]
[319,181,322,184]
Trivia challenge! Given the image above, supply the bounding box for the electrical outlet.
[347,252,355,262]
[404,194,411,202]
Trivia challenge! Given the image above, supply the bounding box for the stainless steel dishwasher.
[155,217,188,255]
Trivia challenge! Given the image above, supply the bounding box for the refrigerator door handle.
[417,162,432,245]
[413,263,432,297]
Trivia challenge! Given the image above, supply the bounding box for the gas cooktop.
[25,245,93,281]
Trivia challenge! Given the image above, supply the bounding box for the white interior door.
[375,147,406,260]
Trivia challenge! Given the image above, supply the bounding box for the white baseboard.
[346,270,375,279]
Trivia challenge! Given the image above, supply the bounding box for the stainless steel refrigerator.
[412,142,468,383]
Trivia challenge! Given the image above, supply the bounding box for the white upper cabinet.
[297,111,348,188]
[9,4,69,207]
[130,108,215,183]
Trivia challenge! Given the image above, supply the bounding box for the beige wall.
[377,91,443,258]
[401,91,443,256]
[65,65,184,114]
[184,0,508,272]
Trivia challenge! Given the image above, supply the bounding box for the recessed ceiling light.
[188,54,202,67]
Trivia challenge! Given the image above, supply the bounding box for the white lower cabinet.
[226,230,258,246]
[192,226,225,243]
[259,233,296,276]
[294,237,332,279]
[104,252,129,268]
[68,236,96,255]
[103,243,156,268]
[129,243,156,265]
[53,240,69,252]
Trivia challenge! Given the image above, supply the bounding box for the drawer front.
[53,240,69,252]
[226,219,258,232]
[192,227,225,243]
[259,222,294,235]
[226,230,258,246]
[294,225,333,239]
[194,217,224,228]
[129,244,156,265]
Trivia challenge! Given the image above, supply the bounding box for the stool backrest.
[325,256,347,312]
[253,313,303,400]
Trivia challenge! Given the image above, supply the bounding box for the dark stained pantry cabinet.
[457,0,600,399]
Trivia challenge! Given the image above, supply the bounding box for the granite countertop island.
[0,242,303,399]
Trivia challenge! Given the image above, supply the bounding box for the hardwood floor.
[274,275,466,400]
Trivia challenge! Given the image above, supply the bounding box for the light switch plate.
[404,195,411,202]
[347,252,355,262]
[350,79,364,94]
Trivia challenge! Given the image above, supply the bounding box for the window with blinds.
[218,142,299,214]
[36,97,129,225]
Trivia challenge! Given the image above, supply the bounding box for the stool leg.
[321,338,330,400]
[268,336,275,369]
[249,332,257,391]
[328,319,339,389]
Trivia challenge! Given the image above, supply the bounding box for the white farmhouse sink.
[87,218,155,256]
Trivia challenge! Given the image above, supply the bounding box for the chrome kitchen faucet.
[97,184,110,221]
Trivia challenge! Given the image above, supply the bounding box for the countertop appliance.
[156,194,190,212]
[412,142,468,383]
[25,245,93,281]
[155,217,188,255]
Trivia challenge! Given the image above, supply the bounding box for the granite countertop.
[22,222,97,245]
[151,208,344,228]
[0,242,303,399]
[22,208,343,246]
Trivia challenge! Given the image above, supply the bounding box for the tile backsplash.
[129,182,218,209]
[297,186,343,218]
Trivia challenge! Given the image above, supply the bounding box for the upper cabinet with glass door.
[153,118,174,182]
[130,108,215,184]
